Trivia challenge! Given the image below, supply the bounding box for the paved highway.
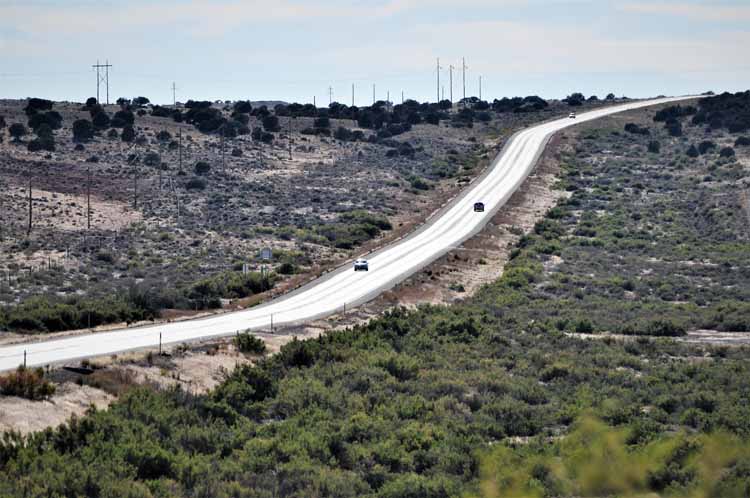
[0,96,697,371]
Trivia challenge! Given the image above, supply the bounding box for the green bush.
[234,332,267,354]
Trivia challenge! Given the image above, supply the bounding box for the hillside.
[1,92,749,497]
[0,96,603,335]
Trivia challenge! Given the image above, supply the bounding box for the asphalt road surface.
[0,95,697,371]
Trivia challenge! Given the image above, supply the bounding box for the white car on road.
[353,259,369,271]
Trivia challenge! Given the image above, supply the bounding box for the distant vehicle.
[473,202,485,212]
[569,112,576,119]
[354,259,369,271]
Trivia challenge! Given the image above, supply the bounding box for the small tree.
[606,93,616,100]
[92,111,111,130]
[85,97,98,108]
[9,123,27,141]
[121,125,135,143]
[647,140,660,154]
[0,115,6,129]
[73,119,95,142]
[133,96,150,106]
[686,144,699,158]
[262,115,280,132]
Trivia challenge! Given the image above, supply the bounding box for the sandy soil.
[0,382,113,435]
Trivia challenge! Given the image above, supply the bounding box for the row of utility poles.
[437,57,481,103]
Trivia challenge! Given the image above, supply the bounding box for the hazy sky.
[1,0,748,105]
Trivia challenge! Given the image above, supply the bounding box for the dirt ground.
[0,382,113,435]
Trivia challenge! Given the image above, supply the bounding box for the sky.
[0,0,748,105]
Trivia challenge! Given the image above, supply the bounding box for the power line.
[92,60,112,104]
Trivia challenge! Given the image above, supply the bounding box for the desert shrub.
[194,161,210,175]
[107,129,118,139]
[231,147,242,157]
[28,111,62,131]
[719,146,735,158]
[9,123,27,141]
[234,332,267,354]
[72,119,94,142]
[111,109,135,128]
[24,98,53,116]
[647,140,660,153]
[233,101,253,114]
[666,119,682,137]
[0,115,5,129]
[653,104,696,122]
[564,92,585,106]
[143,152,161,166]
[185,177,206,190]
[624,123,649,135]
[132,96,150,106]
[0,366,55,400]
[121,126,135,142]
[686,144,699,157]
[156,130,171,141]
[735,136,750,147]
[313,116,330,129]
[91,111,110,130]
[698,140,716,154]
[621,320,686,337]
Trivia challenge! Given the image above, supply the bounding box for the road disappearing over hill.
[0,96,697,371]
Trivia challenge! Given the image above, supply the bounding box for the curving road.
[0,96,697,371]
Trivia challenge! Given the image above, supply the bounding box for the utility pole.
[462,57,467,105]
[288,116,293,160]
[178,128,183,173]
[92,60,112,105]
[401,91,404,104]
[351,83,355,107]
[373,84,376,105]
[220,125,225,173]
[133,163,138,210]
[436,57,442,103]
[27,174,32,237]
[442,86,445,101]
[313,96,316,108]
[479,75,482,101]
[449,65,454,103]
[328,86,333,105]
[172,82,177,106]
[87,165,91,230]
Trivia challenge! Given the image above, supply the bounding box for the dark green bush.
[234,332,267,354]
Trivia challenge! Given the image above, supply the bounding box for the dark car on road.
[473,202,485,212]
